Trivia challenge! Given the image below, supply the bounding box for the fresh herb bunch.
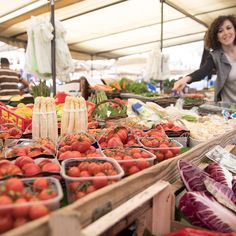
[31,80,51,98]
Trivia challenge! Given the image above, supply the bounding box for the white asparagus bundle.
[67,96,75,134]
[79,96,88,132]
[39,97,48,139]
[61,96,71,135]
[74,96,80,133]
[32,96,41,140]
[32,96,58,143]
[60,95,88,135]
[51,98,58,143]
[46,97,58,143]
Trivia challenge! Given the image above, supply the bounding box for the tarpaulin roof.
[0,0,235,59]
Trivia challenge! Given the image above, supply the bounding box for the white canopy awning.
[0,0,235,59]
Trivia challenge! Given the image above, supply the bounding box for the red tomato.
[137,159,150,170]
[71,139,92,153]
[6,178,24,193]
[0,214,13,233]
[75,191,86,199]
[92,173,108,188]
[79,170,90,177]
[29,204,49,220]
[132,152,142,159]
[141,151,151,159]
[0,195,13,216]
[107,137,123,148]
[164,150,174,159]
[33,178,49,192]
[78,162,89,171]
[86,185,96,194]
[100,162,113,171]
[155,151,165,162]
[59,145,72,153]
[37,159,52,169]
[159,144,169,155]
[116,127,128,143]
[128,166,140,175]
[15,156,34,168]
[38,189,57,200]
[87,163,101,176]
[22,163,41,175]
[106,169,118,176]
[122,156,135,168]
[42,163,60,172]
[69,182,81,193]
[172,147,180,155]
[67,166,80,177]
[141,139,152,147]
[14,217,28,228]
[12,198,29,218]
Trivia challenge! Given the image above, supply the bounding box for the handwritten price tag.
[206,145,236,173]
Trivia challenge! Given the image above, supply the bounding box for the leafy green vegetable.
[181,115,198,122]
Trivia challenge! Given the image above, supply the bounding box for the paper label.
[206,145,236,173]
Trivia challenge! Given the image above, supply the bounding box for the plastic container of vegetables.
[0,177,63,233]
[138,137,183,162]
[102,147,156,175]
[61,157,124,202]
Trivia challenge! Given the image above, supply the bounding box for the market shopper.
[0,57,29,96]
[172,15,236,103]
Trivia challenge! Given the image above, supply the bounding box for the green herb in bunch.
[31,80,51,98]
[142,92,159,97]
[128,82,149,94]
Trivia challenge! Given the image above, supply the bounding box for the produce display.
[0,92,236,235]
[61,96,88,135]
[178,160,236,233]
[102,148,155,175]
[61,158,124,202]
[0,177,62,233]
[57,133,101,160]
[32,97,58,143]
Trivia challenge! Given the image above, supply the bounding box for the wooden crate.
[49,181,175,236]
[3,129,236,236]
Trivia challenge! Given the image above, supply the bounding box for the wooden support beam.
[1,0,84,29]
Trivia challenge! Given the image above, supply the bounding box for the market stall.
[0,92,236,235]
[0,1,236,236]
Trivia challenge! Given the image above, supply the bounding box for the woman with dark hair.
[173,15,236,102]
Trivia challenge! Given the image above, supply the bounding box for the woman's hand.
[172,76,192,93]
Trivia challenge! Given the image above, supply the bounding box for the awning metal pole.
[160,0,164,52]
[50,0,56,96]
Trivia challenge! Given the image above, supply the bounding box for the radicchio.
[179,191,236,232]
[205,163,233,188]
[204,177,236,213]
[232,177,236,195]
[178,160,209,192]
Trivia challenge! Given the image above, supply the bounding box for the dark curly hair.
[205,15,236,50]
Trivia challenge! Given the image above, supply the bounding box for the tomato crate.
[0,177,63,234]
[0,105,32,131]
[61,157,124,203]
[102,147,156,176]
[138,137,183,163]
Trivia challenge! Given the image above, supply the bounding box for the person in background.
[172,15,236,103]
[0,57,29,96]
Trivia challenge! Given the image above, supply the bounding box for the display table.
[4,128,236,236]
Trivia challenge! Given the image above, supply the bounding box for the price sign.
[206,145,236,173]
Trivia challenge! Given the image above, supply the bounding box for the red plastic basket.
[0,105,32,131]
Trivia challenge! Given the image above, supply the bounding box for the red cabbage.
[205,163,233,188]
[204,177,236,213]
[178,160,210,192]
[179,191,236,232]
